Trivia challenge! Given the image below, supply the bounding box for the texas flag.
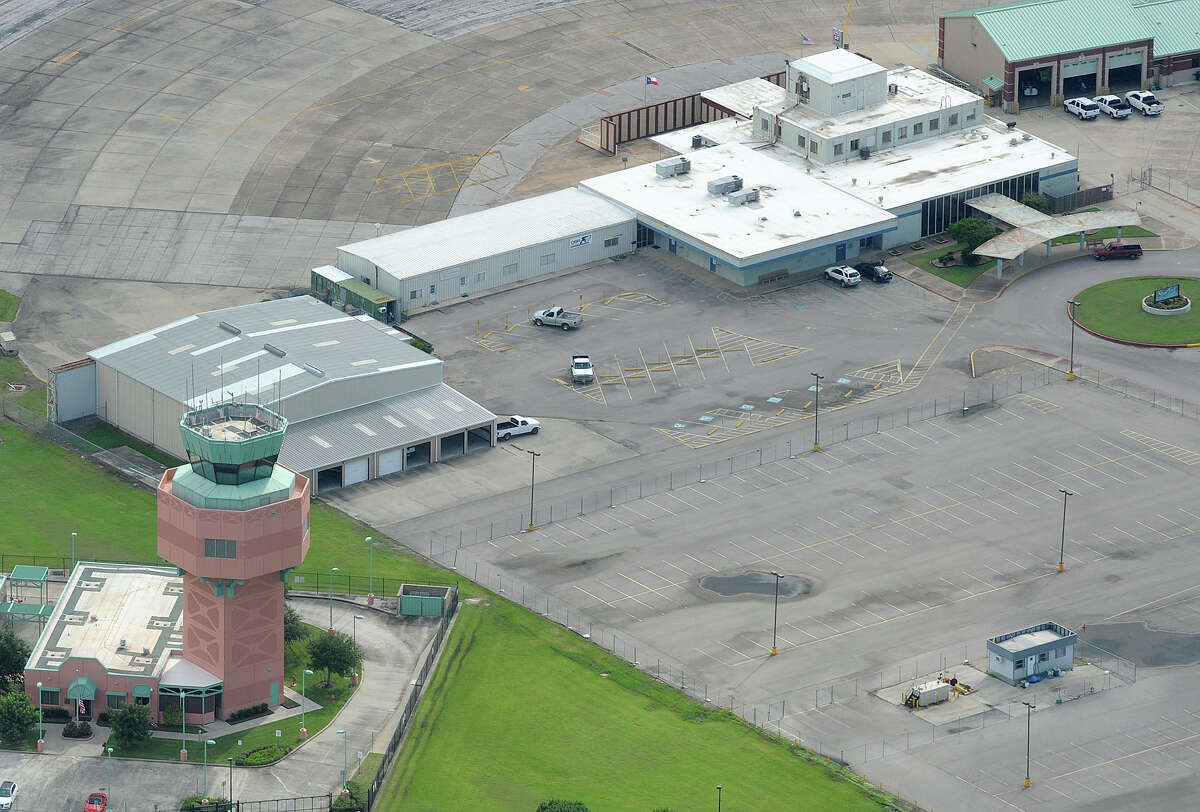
[645,76,658,86]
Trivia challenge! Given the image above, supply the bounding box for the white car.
[0,781,16,810]
[1125,90,1163,116]
[1064,98,1099,120]
[824,265,861,287]
[1092,94,1131,119]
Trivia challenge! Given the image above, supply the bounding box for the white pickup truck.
[1064,97,1099,120]
[532,307,583,330]
[496,415,540,440]
[1125,90,1163,116]
[1092,94,1131,119]
[570,355,594,384]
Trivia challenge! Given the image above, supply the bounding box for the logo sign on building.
[1154,283,1180,303]
[832,27,843,47]
[440,267,461,280]
[569,234,592,249]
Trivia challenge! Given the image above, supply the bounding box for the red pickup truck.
[1093,242,1143,260]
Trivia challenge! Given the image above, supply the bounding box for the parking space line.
[599,578,656,611]
[642,496,677,517]
[1030,455,1103,489]
[557,522,591,543]
[911,493,973,527]
[905,506,949,533]
[617,571,679,603]
[858,435,899,456]
[1136,519,1175,540]
[661,490,699,511]
[706,478,745,499]
[901,423,939,443]
[1056,449,1126,485]
[684,484,722,503]
[878,429,919,451]
[1162,513,1192,534]
[980,470,1045,506]
[619,502,656,522]
[714,640,755,663]
[684,552,720,572]
[575,515,611,535]
[1011,460,1076,493]
[868,523,911,547]
[1092,436,1171,472]
[931,486,994,521]
[1077,442,1148,478]
[573,584,618,607]
[1111,525,1145,544]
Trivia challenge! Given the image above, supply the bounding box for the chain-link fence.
[1136,166,1200,206]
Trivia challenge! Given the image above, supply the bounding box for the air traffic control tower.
[157,402,311,719]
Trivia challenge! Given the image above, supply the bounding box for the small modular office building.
[987,621,1077,684]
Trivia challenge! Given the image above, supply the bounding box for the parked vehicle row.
[824,261,893,287]
[1066,90,1162,120]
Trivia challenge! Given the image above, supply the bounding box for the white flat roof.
[339,188,635,281]
[28,563,182,678]
[652,117,759,154]
[789,120,1075,210]
[580,142,897,266]
[313,264,353,283]
[777,67,982,140]
[791,49,887,84]
[996,628,1068,653]
[701,78,787,118]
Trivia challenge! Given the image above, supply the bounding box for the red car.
[85,793,107,812]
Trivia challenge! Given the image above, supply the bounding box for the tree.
[947,217,999,262]
[284,605,308,645]
[1022,192,1051,213]
[110,704,151,749]
[536,803,589,812]
[306,631,362,687]
[0,690,37,743]
[0,629,31,681]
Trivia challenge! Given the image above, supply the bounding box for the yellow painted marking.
[112,16,141,31]
[638,346,657,394]
[707,427,718,435]
[843,390,852,398]
[873,382,881,390]
[375,150,510,204]
[776,408,785,416]
[735,419,745,428]
[505,324,517,333]
[518,85,530,91]
[480,330,492,338]
[56,50,79,65]
[803,400,813,409]
[158,6,736,134]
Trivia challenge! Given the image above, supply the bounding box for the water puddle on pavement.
[1083,621,1200,668]
[700,571,812,598]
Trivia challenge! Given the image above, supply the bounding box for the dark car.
[853,261,893,282]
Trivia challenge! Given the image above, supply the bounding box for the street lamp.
[328,566,340,629]
[526,449,541,531]
[202,738,216,798]
[106,746,113,792]
[811,372,824,451]
[71,531,77,567]
[337,729,348,792]
[1022,701,1035,788]
[179,693,187,760]
[1067,300,1081,381]
[352,614,365,646]
[227,756,234,802]
[1057,488,1073,572]
[770,571,784,656]
[364,536,374,597]
[35,681,43,746]
[716,784,723,811]
[300,668,314,736]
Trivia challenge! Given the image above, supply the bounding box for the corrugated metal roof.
[338,188,635,282]
[983,75,1005,91]
[278,382,496,472]
[943,0,1152,62]
[89,296,437,408]
[1136,0,1200,56]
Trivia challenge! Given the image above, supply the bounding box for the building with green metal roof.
[940,0,1200,112]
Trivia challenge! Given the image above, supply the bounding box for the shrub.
[0,691,37,742]
[63,720,92,738]
[161,704,183,728]
[236,743,292,765]
[332,778,366,810]
[411,337,434,354]
[41,707,70,722]
[536,803,590,812]
[226,703,269,723]
[179,796,232,810]
[938,252,956,265]
[96,712,112,727]
[111,705,151,748]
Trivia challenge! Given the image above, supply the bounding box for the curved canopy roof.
[967,194,1142,259]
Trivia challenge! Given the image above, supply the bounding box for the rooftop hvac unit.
[1022,132,1032,141]
[707,175,743,195]
[655,156,691,178]
[888,83,899,95]
[728,187,760,206]
[859,147,871,159]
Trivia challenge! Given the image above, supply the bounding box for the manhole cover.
[700,571,812,598]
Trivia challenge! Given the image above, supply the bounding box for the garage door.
[378,448,403,476]
[344,457,369,486]
[1062,58,1097,79]
[1108,52,1142,69]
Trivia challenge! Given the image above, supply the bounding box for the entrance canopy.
[67,676,97,700]
[968,194,1142,260]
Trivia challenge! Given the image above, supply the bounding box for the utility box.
[655,156,691,178]
[398,584,453,617]
[904,680,950,707]
[728,188,760,206]
[707,175,743,195]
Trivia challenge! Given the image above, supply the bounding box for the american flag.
[801,34,815,45]
[77,698,86,716]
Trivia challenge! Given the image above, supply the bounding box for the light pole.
[716,784,723,811]
[300,668,314,736]
[106,746,113,791]
[179,693,186,760]
[1022,701,1035,787]
[770,571,784,656]
[202,738,216,797]
[337,729,348,792]
[227,756,234,802]
[1057,488,1073,572]
[328,566,340,630]
[353,614,365,646]
[526,449,541,531]
[71,531,77,567]
[1067,300,1081,381]
[364,536,374,597]
[35,681,43,748]
[811,372,824,451]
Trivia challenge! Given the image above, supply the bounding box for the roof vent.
[264,343,286,357]
[655,156,691,178]
[728,187,760,206]
[707,175,743,195]
[218,321,241,335]
[793,211,802,217]
[888,83,898,95]
[1022,132,1032,141]
[1009,138,1019,146]
[303,363,325,377]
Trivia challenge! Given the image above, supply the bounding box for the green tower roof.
[179,402,287,465]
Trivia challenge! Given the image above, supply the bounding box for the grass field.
[0,357,48,415]
[1049,224,1156,246]
[74,423,185,467]
[0,289,19,321]
[904,242,991,288]
[106,623,357,762]
[1074,276,1200,345]
[379,598,896,812]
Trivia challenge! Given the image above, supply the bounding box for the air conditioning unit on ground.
[707,175,743,195]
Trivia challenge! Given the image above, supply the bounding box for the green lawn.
[904,242,991,287]
[379,598,896,812]
[1074,276,1200,345]
[0,357,48,416]
[75,423,185,467]
[0,289,19,321]
[1050,224,1156,246]
[107,623,358,761]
